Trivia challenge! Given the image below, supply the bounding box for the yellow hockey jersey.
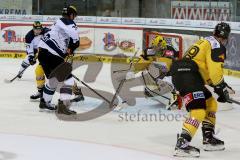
[184,36,226,86]
[133,46,176,72]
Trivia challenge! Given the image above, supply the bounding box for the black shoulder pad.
[211,44,226,62]
[25,30,35,43]
[60,18,76,25]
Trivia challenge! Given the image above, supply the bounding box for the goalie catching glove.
[214,81,235,103]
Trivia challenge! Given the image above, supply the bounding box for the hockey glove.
[226,83,235,94]
[64,48,74,62]
[28,55,36,65]
[214,81,233,103]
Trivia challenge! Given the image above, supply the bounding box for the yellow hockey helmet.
[151,35,167,49]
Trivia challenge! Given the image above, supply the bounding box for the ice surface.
[0,58,239,160]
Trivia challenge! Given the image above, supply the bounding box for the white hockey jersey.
[25,28,50,56]
[26,35,41,56]
[38,18,79,58]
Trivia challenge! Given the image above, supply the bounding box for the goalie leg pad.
[157,76,174,94]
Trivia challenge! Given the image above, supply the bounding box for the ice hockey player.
[15,21,51,100]
[37,5,80,114]
[17,21,49,79]
[140,35,180,108]
[171,22,234,157]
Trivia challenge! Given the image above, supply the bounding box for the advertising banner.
[96,17,121,24]
[171,1,231,21]
[94,28,142,56]
[0,0,32,15]
[121,18,146,25]
[0,23,32,52]
[75,16,97,23]
[76,27,94,54]
[0,22,143,57]
[146,18,173,26]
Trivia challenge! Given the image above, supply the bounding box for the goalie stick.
[141,71,171,101]
[113,48,140,74]
[109,48,140,108]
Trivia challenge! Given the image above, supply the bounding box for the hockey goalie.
[132,34,181,109]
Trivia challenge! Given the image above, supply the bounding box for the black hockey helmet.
[33,21,42,30]
[62,5,77,17]
[213,22,231,39]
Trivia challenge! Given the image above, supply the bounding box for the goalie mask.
[151,35,167,49]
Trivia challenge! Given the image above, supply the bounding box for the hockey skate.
[56,100,76,115]
[174,134,200,158]
[39,98,56,111]
[71,86,84,102]
[202,123,225,151]
[71,95,84,102]
[30,90,43,100]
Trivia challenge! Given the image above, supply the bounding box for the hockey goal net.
[145,31,183,59]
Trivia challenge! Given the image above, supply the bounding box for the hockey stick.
[4,67,28,83]
[113,68,130,74]
[4,53,39,83]
[228,98,240,105]
[49,55,73,82]
[109,49,140,108]
[141,72,170,101]
[113,48,140,74]
[72,74,111,104]
[109,78,126,108]
[48,54,112,105]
